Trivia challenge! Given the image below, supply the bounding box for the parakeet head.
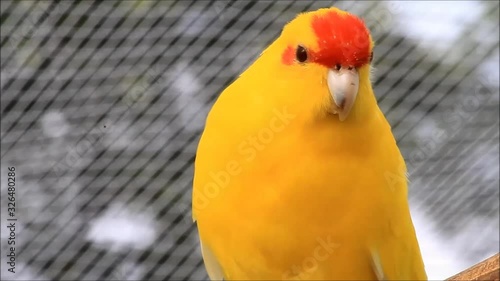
[258,7,375,122]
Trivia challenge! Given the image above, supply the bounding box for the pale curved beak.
[327,67,359,121]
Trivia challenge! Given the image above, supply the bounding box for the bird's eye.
[296,45,308,63]
[335,64,341,71]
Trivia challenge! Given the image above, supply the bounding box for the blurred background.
[0,0,498,280]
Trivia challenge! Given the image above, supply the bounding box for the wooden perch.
[447,253,499,281]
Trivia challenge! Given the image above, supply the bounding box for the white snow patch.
[451,217,500,264]
[86,204,157,251]
[109,262,144,281]
[478,52,500,102]
[391,1,484,55]
[175,9,211,37]
[170,61,205,131]
[41,111,70,138]
[413,118,438,145]
[411,209,467,280]
[172,62,201,96]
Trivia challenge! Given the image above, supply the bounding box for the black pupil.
[296,46,307,62]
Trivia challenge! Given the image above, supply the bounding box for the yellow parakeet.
[192,6,427,280]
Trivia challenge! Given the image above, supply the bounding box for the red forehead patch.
[310,10,371,68]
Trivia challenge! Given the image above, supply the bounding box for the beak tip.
[327,67,359,122]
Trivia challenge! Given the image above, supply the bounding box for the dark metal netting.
[1,1,498,280]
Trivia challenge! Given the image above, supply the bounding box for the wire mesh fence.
[0,0,498,280]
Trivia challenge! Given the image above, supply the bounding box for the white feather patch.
[200,239,225,280]
[370,248,386,281]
